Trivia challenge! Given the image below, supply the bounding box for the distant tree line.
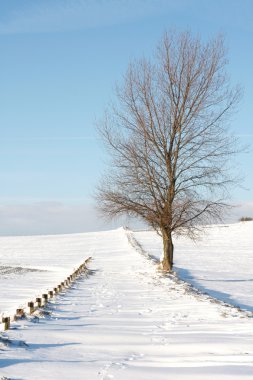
[239,217,253,222]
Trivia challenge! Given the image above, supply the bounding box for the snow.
[1,225,253,379]
[0,233,93,316]
[132,221,253,312]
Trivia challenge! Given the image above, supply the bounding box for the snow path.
[1,228,253,379]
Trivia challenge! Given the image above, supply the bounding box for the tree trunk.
[161,230,174,271]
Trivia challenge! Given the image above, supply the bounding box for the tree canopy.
[96,31,241,271]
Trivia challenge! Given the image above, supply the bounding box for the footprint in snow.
[151,335,168,345]
[98,353,143,379]
[98,362,114,380]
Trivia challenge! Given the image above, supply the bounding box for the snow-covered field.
[0,233,93,316]
[132,221,253,312]
[1,224,253,379]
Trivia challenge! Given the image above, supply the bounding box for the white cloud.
[0,201,144,236]
[236,134,253,138]
[0,0,187,34]
[1,136,95,141]
[227,201,253,222]
[0,199,251,236]
[0,202,106,236]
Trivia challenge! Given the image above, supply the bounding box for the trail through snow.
[1,228,253,379]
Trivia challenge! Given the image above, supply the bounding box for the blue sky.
[0,0,252,235]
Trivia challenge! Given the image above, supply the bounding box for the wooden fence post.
[48,290,54,298]
[36,297,42,307]
[2,257,91,328]
[28,301,34,314]
[2,317,10,330]
[42,294,48,304]
[15,308,24,319]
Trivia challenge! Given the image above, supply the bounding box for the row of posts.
[1,257,91,331]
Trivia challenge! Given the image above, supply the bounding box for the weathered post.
[28,301,34,314]
[2,317,10,331]
[48,290,54,298]
[15,308,25,320]
[42,294,48,304]
[36,297,42,307]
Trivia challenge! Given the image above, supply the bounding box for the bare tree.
[96,31,241,271]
